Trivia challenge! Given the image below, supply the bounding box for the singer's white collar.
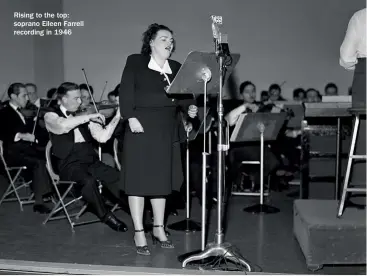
[148,56,172,74]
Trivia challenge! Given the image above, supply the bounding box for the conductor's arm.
[340,13,359,70]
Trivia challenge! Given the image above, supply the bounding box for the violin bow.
[31,106,41,137]
[99,81,108,102]
[81,68,103,161]
[0,88,7,102]
[81,68,100,114]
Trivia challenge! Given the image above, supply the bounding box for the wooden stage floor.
[0,183,365,275]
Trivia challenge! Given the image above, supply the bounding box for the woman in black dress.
[119,24,197,255]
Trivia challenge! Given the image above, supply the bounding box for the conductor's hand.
[89,113,105,125]
[184,122,193,133]
[128,118,144,133]
[188,105,198,118]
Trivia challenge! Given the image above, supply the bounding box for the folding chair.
[43,141,101,232]
[113,138,121,171]
[110,138,122,212]
[0,140,34,211]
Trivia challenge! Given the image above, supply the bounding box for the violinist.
[108,91,117,104]
[225,81,280,192]
[44,82,128,232]
[0,83,53,213]
[79,83,93,109]
[25,83,40,108]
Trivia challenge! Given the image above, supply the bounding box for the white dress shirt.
[340,8,366,70]
[44,105,120,143]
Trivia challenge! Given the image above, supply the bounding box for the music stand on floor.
[230,112,286,213]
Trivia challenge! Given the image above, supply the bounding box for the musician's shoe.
[103,212,128,232]
[33,204,51,214]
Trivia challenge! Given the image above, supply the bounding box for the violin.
[19,100,57,119]
[75,100,118,118]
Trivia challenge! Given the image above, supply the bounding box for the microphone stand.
[181,35,252,272]
[167,129,201,232]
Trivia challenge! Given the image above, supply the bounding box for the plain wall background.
[1,0,365,100]
[62,0,365,100]
[0,0,63,98]
[0,0,34,99]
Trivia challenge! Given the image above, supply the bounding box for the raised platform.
[0,180,365,275]
[293,199,366,271]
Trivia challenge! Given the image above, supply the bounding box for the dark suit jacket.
[119,53,197,143]
[0,104,33,148]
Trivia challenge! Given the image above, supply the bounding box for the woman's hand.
[128,118,144,133]
[188,105,198,118]
[115,107,122,119]
[184,122,193,133]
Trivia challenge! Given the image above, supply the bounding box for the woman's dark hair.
[141,23,176,56]
[239,81,255,94]
[57,82,79,99]
[8,83,25,98]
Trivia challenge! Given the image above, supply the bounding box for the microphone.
[210,15,230,57]
[199,67,212,82]
[211,15,222,37]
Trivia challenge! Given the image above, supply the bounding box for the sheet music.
[230,113,286,143]
[230,113,247,142]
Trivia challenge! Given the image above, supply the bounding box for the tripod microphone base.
[167,218,201,232]
[180,242,252,271]
[243,203,279,214]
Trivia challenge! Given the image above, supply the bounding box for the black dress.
[118,54,191,196]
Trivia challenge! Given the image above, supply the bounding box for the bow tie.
[66,111,76,116]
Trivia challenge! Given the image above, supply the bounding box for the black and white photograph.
[0,0,366,274]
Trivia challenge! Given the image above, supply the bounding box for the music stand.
[167,51,251,271]
[230,112,286,213]
[273,101,304,129]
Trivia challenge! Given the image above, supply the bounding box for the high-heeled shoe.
[151,225,174,249]
[134,229,151,255]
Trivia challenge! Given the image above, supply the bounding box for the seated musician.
[225,81,280,191]
[79,83,93,110]
[25,83,41,108]
[268,83,286,102]
[324,82,338,96]
[305,88,322,103]
[44,82,128,232]
[108,91,118,104]
[0,83,53,213]
[293,88,306,102]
